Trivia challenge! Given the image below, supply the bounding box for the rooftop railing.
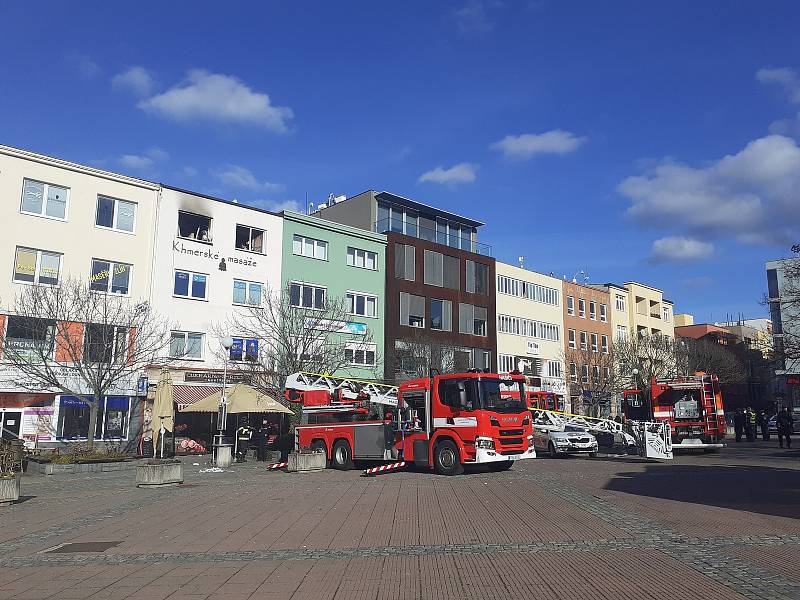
[374,218,492,256]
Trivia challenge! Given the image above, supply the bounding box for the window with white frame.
[20,178,68,220]
[96,196,136,233]
[592,365,600,384]
[13,247,61,286]
[603,366,611,382]
[498,354,516,374]
[233,280,263,306]
[430,299,452,331]
[230,337,259,361]
[570,362,578,383]
[600,304,607,322]
[580,331,588,351]
[292,234,328,260]
[90,259,131,295]
[83,324,128,364]
[235,225,265,253]
[582,364,590,384]
[663,306,671,322]
[173,270,208,300]
[466,260,488,295]
[615,294,626,312]
[547,361,563,378]
[400,292,425,327]
[591,333,598,352]
[169,331,203,359]
[177,211,212,242]
[497,315,560,341]
[496,275,559,305]
[459,303,487,336]
[578,298,586,318]
[289,282,326,309]
[601,335,609,353]
[347,291,377,318]
[567,296,575,316]
[589,301,596,320]
[345,342,377,367]
[616,324,628,342]
[347,247,377,270]
[568,329,576,349]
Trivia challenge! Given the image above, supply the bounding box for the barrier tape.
[266,462,288,470]
[362,461,405,477]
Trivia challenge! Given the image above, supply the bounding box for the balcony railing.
[374,218,492,256]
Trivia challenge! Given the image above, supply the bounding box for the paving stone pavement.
[1,442,798,599]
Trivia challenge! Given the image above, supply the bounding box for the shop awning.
[173,385,223,409]
[180,384,292,415]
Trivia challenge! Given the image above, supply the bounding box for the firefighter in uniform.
[777,406,794,449]
[236,420,253,462]
[745,407,757,442]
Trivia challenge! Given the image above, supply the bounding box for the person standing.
[746,407,757,442]
[777,406,794,449]
[757,411,770,441]
[734,409,745,442]
[236,419,253,462]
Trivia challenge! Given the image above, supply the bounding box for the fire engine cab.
[286,370,536,475]
[623,373,726,449]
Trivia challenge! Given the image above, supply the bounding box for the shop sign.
[172,241,259,268]
[542,377,566,395]
[307,318,367,335]
[184,371,251,384]
[3,366,139,395]
[525,340,539,356]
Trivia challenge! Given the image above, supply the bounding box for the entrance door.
[1,410,23,439]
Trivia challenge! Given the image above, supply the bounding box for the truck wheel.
[548,442,558,458]
[488,460,514,472]
[331,440,353,470]
[311,440,329,466]
[433,440,464,476]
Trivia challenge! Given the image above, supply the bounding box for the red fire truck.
[527,391,565,412]
[623,373,726,449]
[286,370,536,475]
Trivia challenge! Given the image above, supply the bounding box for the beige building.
[495,262,565,397]
[674,313,694,327]
[601,282,675,344]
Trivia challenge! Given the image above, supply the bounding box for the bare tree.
[676,337,746,384]
[768,245,800,371]
[1,277,174,449]
[384,328,472,384]
[562,344,626,417]
[214,283,380,423]
[613,333,678,405]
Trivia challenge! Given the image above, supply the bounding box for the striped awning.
[174,385,224,409]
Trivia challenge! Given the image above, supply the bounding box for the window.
[459,303,487,336]
[345,343,377,367]
[347,247,377,270]
[90,259,131,295]
[589,301,596,320]
[471,348,491,371]
[600,304,607,323]
[96,197,136,233]
[466,261,488,295]
[662,306,671,322]
[424,251,459,289]
[601,335,609,353]
[290,282,326,309]
[498,354,516,374]
[548,361,562,378]
[591,333,598,352]
[174,270,208,300]
[592,366,600,384]
[767,268,780,299]
[496,275,559,305]
[230,337,259,361]
[603,367,611,382]
[13,247,61,285]
[568,329,576,349]
[400,292,425,328]
[616,325,628,342]
[169,331,203,359]
[430,299,452,331]
[292,234,328,260]
[176,211,212,242]
[570,362,577,383]
[578,299,586,318]
[615,294,626,312]
[394,243,416,281]
[233,280,263,306]
[347,291,378,318]
[4,316,55,362]
[235,225,265,253]
[580,331,588,351]
[497,315,560,341]
[83,324,127,364]
[582,364,590,384]
[57,396,130,441]
[567,296,575,316]
[20,179,68,219]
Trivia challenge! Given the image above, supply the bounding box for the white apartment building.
[495,262,566,397]
[0,145,161,448]
[147,186,283,405]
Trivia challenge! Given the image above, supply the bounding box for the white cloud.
[67,53,101,79]
[453,1,494,33]
[117,148,169,172]
[490,130,586,159]
[757,67,800,104]
[650,237,714,263]
[253,199,303,213]
[618,135,800,245]
[418,163,477,185]
[112,66,155,97]
[139,70,293,132]
[213,164,284,193]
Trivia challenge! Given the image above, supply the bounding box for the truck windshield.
[480,379,527,414]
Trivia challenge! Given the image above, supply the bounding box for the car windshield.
[480,378,527,414]
[565,425,587,433]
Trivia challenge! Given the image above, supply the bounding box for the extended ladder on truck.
[530,409,673,460]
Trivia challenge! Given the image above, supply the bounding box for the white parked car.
[533,424,599,458]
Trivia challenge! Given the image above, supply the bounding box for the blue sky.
[2,1,799,322]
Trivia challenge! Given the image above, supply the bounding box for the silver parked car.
[533,424,599,458]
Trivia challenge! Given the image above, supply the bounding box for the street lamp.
[214,336,234,465]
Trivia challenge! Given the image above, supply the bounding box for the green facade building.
[281,211,386,380]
